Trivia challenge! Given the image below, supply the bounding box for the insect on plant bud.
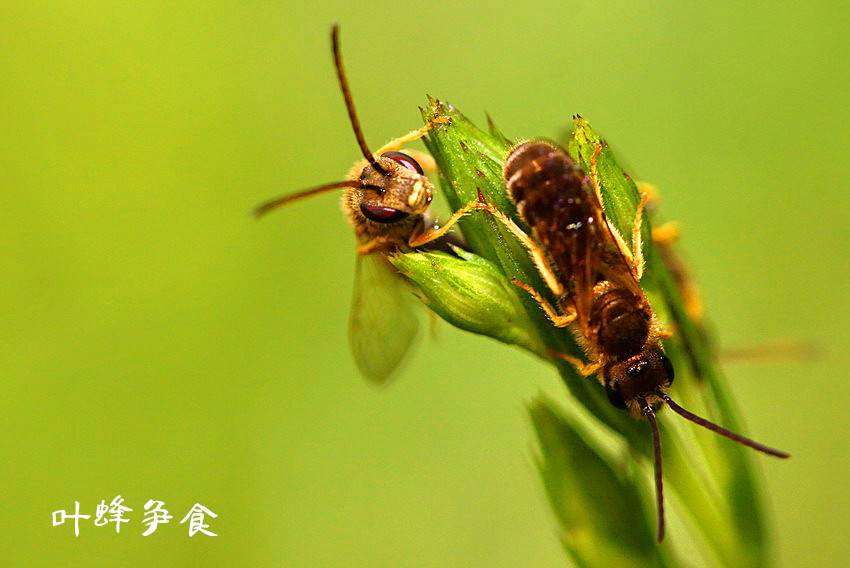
[390,248,546,358]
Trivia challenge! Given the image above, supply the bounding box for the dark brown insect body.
[504,140,673,414]
[500,139,789,541]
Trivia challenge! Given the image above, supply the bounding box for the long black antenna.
[331,24,388,176]
[659,392,790,458]
[253,180,361,219]
[640,397,665,542]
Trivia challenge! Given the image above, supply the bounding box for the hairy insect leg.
[510,278,576,327]
[652,222,681,246]
[395,149,437,172]
[638,182,684,248]
[653,244,710,381]
[548,350,602,377]
[407,197,482,248]
[409,196,564,298]
[635,180,703,320]
[638,185,709,379]
[653,231,704,322]
[589,144,640,272]
[635,181,660,203]
[633,180,714,383]
[629,192,648,281]
[476,201,565,298]
[374,116,451,155]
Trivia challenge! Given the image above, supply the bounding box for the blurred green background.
[2,1,847,566]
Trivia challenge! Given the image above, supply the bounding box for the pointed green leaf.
[530,397,671,568]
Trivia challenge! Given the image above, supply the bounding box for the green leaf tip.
[529,397,667,568]
[567,116,650,256]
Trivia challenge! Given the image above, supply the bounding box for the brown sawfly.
[422,138,789,541]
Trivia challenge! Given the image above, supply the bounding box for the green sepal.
[390,247,547,357]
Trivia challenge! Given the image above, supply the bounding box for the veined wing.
[349,252,419,383]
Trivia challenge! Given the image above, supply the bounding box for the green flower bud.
[390,248,546,357]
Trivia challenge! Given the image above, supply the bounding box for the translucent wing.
[349,253,419,383]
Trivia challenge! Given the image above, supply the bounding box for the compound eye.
[381,151,424,175]
[660,352,674,386]
[605,383,627,409]
[360,203,409,224]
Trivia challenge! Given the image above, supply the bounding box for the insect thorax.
[590,281,651,359]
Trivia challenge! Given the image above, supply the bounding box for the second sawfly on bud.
[421,137,790,542]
